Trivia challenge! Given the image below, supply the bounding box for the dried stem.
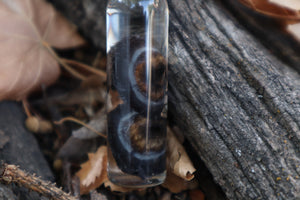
[0,163,77,200]
[22,99,32,117]
[42,41,87,80]
[62,58,107,80]
[43,41,107,81]
[54,117,107,139]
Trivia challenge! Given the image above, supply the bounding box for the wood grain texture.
[49,0,300,199]
[167,1,300,199]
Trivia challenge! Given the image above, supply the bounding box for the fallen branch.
[0,162,77,200]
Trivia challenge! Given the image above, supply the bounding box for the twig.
[42,41,87,80]
[22,99,32,117]
[54,117,107,139]
[0,162,77,200]
[62,58,107,80]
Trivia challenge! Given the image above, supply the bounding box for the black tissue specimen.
[107,36,167,178]
[107,104,166,178]
[108,36,167,116]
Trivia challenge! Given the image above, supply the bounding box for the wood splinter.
[0,162,77,200]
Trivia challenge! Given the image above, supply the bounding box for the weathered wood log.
[167,1,300,199]
[49,0,300,199]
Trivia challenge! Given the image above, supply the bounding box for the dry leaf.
[162,128,198,193]
[57,136,102,163]
[239,0,300,43]
[72,108,106,139]
[0,0,85,101]
[189,189,205,200]
[50,78,106,108]
[75,146,108,194]
[103,181,135,193]
[270,0,300,11]
[75,145,135,194]
[167,128,196,181]
[162,171,198,194]
[288,23,300,40]
[239,0,300,20]
[76,127,197,194]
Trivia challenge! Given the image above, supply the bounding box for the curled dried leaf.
[103,181,136,193]
[288,23,300,41]
[239,0,300,21]
[167,128,196,181]
[75,127,197,194]
[270,0,300,11]
[162,171,198,194]
[189,189,205,200]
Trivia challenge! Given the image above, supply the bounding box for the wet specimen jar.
[106,0,169,187]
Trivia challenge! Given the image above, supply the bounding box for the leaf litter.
[75,127,197,195]
[48,72,200,197]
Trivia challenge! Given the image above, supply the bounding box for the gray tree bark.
[0,101,54,200]
[49,0,300,199]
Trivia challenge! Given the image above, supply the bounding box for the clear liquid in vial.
[106,0,168,187]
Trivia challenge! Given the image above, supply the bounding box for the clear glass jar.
[106,0,169,187]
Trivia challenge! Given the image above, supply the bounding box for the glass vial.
[106,0,169,187]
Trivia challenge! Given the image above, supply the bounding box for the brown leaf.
[50,82,106,108]
[0,0,85,101]
[75,146,108,194]
[75,145,134,194]
[189,189,205,200]
[270,0,300,11]
[72,108,107,139]
[76,127,197,194]
[162,171,198,194]
[162,128,198,193]
[103,181,136,193]
[239,0,300,20]
[288,23,300,41]
[167,128,196,181]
